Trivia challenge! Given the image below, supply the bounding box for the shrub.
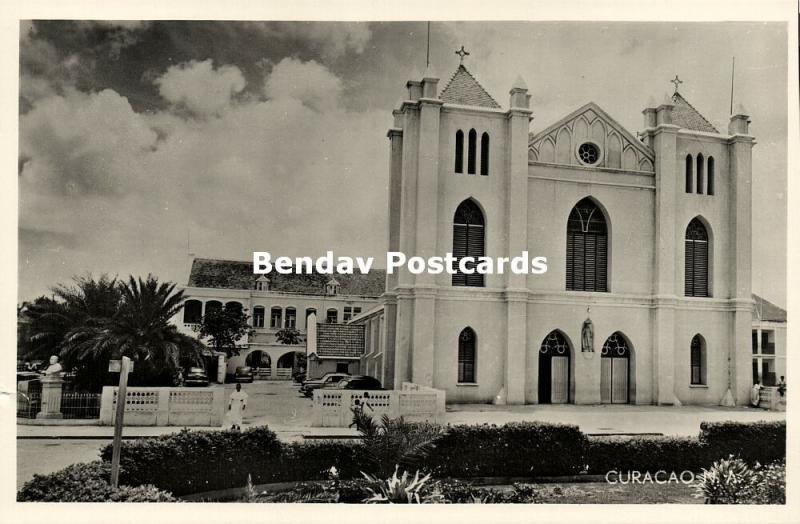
[100,426,282,496]
[17,461,176,502]
[586,436,707,474]
[281,441,369,481]
[362,466,440,504]
[426,422,586,477]
[750,460,786,504]
[355,413,443,477]
[699,420,785,465]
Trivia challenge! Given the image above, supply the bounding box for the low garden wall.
[312,382,445,427]
[98,386,225,426]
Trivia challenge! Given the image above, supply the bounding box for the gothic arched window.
[455,130,464,173]
[707,156,715,195]
[697,153,705,194]
[480,132,490,176]
[685,218,710,297]
[566,198,608,292]
[690,334,706,385]
[458,327,476,383]
[452,199,485,287]
[685,154,693,193]
[468,129,477,174]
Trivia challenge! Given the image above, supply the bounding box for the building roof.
[316,323,365,358]
[670,92,719,133]
[440,65,501,109]
[753,294,786,323]
[187,258,385,297]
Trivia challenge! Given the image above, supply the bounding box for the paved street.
[18,379,786,490]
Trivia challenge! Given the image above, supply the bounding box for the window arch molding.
[565,196,611,292]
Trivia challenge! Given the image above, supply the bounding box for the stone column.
[37,376,64,419]
[504,80,533,404]
[651,98,679,405]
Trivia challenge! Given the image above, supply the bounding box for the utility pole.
[110,356,131,488]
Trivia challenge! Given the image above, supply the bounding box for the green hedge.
[586,436,707,474]
[20,419,785,501]
[699,420,785,465]
[17,461,177,502]
[426,422,587,477]
[99,427,282,496]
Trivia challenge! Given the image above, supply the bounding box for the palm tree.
[20,275,121,362]
[61,275,205,386]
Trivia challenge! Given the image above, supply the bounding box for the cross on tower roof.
[455,45,470,64]
[670,75,683,93]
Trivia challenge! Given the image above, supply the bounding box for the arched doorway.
[276,351,296,380]
[245,350,271,370]
[538,331,571,404]
[601,332,631,404]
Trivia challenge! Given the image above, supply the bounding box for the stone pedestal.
[37,376,64,419]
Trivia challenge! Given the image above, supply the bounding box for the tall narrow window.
[480,132,490,176]
[253,306,265,328]
[458,327,476,383]
[452,199,485,287]
[707,156,715,195]
[696,153,704,194]
[285,307,296,329]
[685,218,710,297]
[467,129,477,174]
[566,198,608,292]
[270,307,282,328]
[690,334,706,385]
[685,154,693,193]
[455,130,464,173]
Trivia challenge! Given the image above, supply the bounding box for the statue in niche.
[581,308,594,353]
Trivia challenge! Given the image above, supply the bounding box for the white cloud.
[154,59,246,117]
[264,58,343,111]
[259,23,372,58]
[19,58,390,300]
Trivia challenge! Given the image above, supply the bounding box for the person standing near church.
[228,383,248,431]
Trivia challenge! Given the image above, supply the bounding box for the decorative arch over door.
[538,331,571,404]
[601,332,631,404]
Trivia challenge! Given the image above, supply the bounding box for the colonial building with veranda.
[175,57,785,407]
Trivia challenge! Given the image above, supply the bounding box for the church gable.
[440,65,501,109]
[528,103,654,173]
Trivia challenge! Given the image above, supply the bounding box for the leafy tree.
[196,304,254,357]
[61,275,205,389]
[275,328,301,345]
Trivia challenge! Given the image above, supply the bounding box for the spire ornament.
[455,45,470,64]
[670,75,683,94]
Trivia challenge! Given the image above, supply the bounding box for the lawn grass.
[527,481,700,504]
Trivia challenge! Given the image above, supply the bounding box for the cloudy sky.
[18,21,787,306]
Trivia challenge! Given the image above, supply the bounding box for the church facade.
[370,59,756,406]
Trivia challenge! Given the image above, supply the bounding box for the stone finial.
[729,102,751,135]
[406,80,423,101]
[421,64,439,99]
[646,95,658,109]
[509,75,529,108]
[511,75,528,91]
[656,92,674,125]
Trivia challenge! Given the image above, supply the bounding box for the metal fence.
[17,392,41,419]
[60,392,102,419]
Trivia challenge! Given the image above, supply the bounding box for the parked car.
[292,370,306,384]
[301,372,349,397]
[184,367,210,387]
[233,366,255,383]
[336,375,383,390]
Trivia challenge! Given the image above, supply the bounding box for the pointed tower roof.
[440,65,501,109]
[670,92,718,133]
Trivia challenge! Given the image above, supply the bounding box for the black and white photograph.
[3,1,797,521]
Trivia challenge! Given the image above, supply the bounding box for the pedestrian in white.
[228,383,248,431]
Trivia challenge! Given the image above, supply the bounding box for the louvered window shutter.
[694,240,708,297]
[685,240,695,296]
